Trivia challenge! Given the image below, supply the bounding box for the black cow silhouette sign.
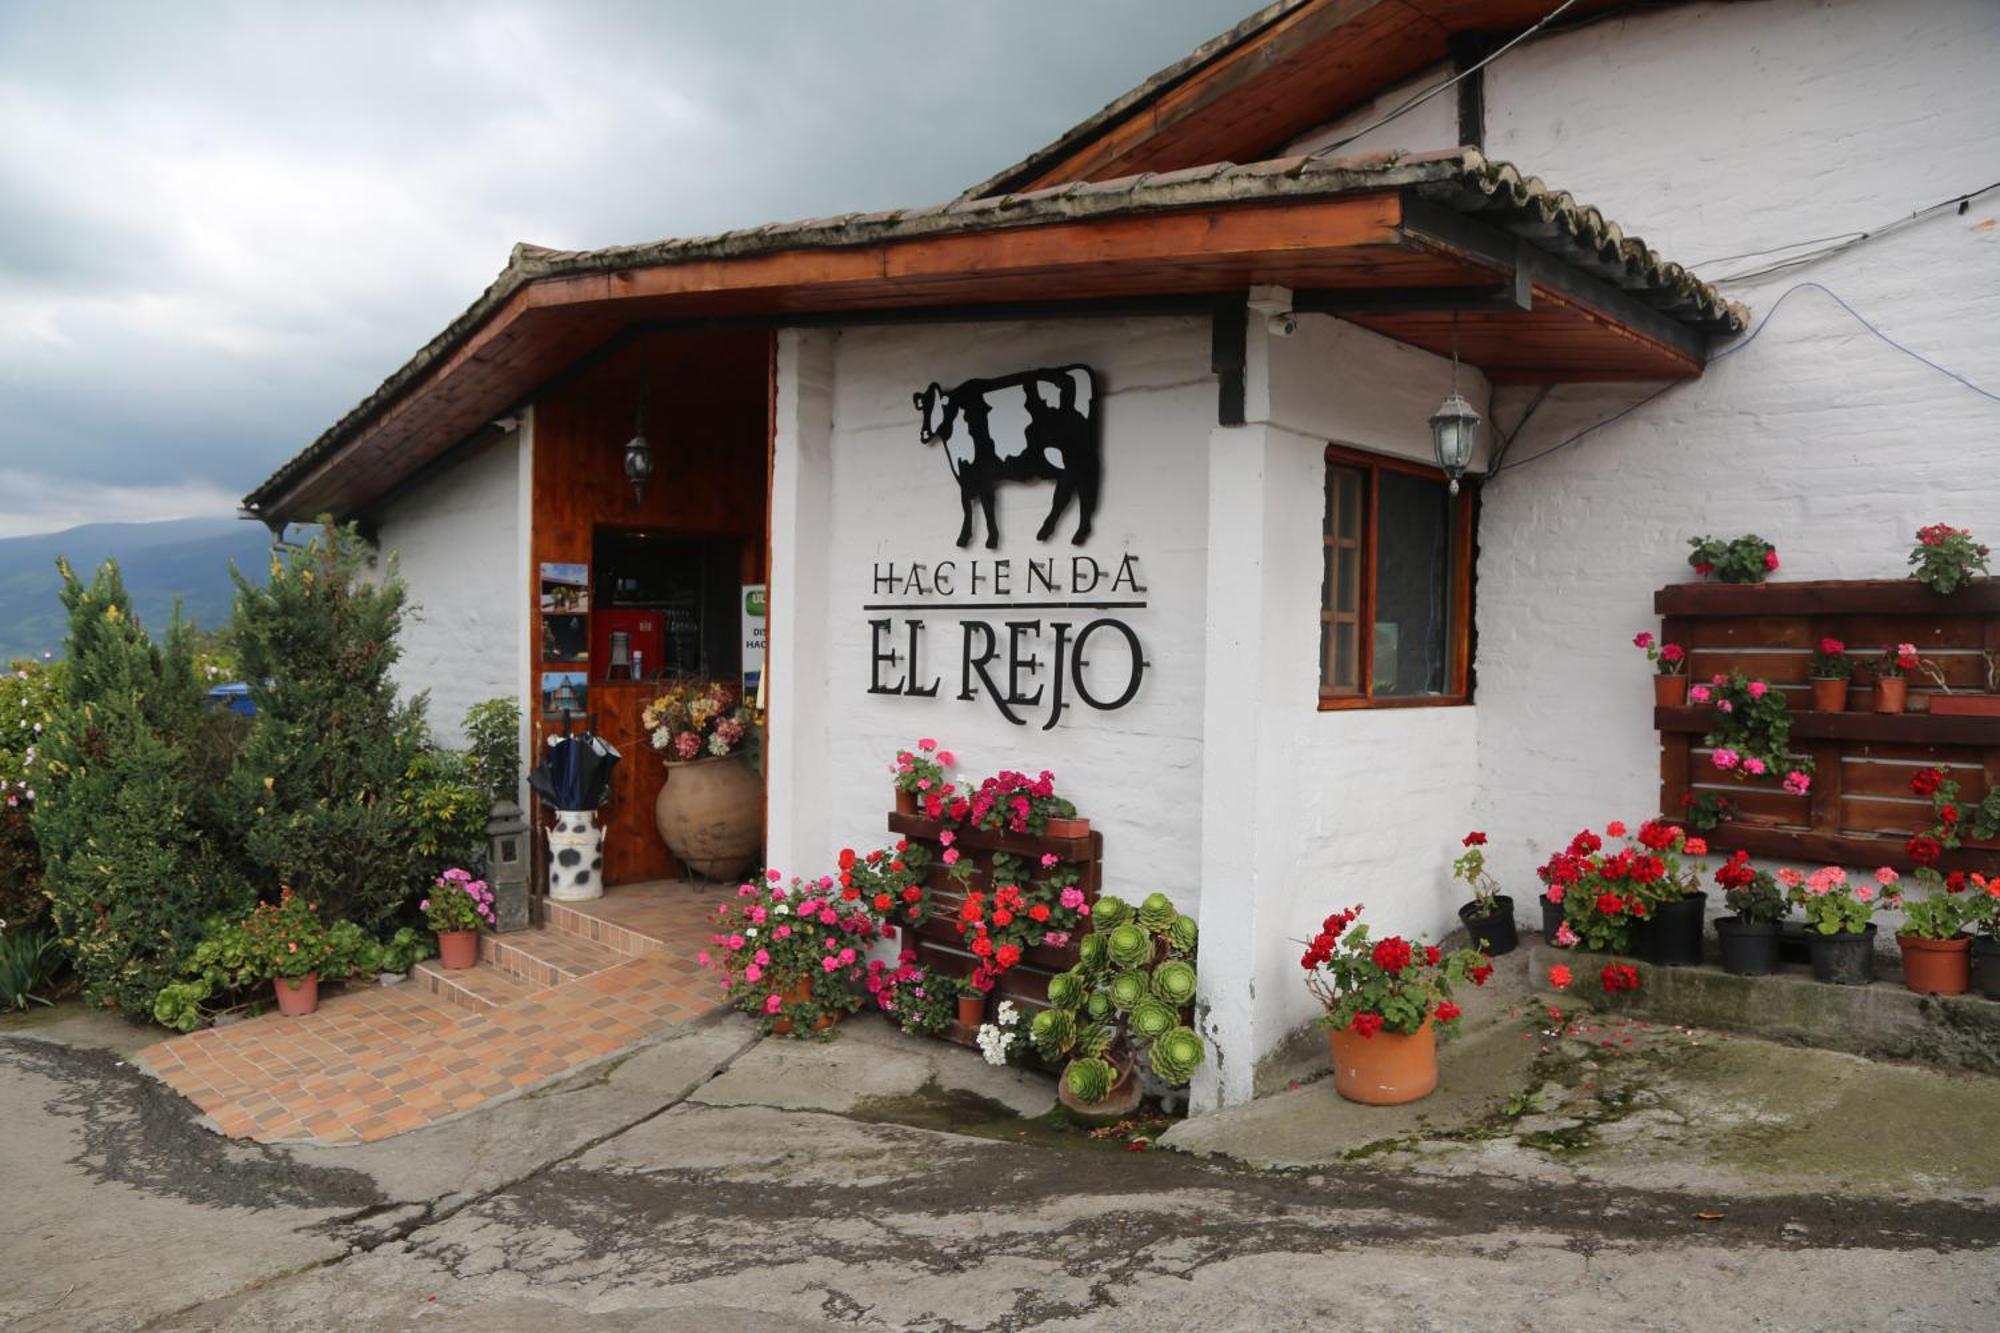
[912,364,1101,549]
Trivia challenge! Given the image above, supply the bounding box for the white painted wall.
[1279,63,1455,159]
[790,317,1212,912]
[374,427,526,747]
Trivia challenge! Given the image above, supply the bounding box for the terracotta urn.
[1809,677,1848,712]
[1653,674,1689,708]
[273,972,319,1018]
[436,929,478,971]
[655,753,765,880]
[1328,1017,1438,1105]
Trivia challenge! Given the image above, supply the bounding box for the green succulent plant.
[1084,991,1114,1023]
[1093,895,1131,929]
[1148,1026,1205,1086]
[1030,1007,1077,1058]
[1074,1026,1112,1060]
[1137,892,1177,932]
[1105,922,1152,969]
[1128,998,1178,1041]
[1045,968,1085,1011]
[1078,934,1106,967]
[1167,913,1198,953]
[1150,959,1197,1008]
[1064,1056,1117,1105]
[1109,969,1150,1013]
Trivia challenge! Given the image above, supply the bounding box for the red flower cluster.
[1714,849,1757,891]
[1946,871,1968,894]
[1907,834,1943,867]
[1600,963,1641,994]
[1462,830,1487,846]
[1911,767,1945,798]
[1635,819,1682,852]
[1349,1011,1385,1039]
[1917,522,1970,547]
[1370,936,1414,975]
[1468,961,1494,987]
[1434,1000,1462,1023]
[1299,905,1362,970]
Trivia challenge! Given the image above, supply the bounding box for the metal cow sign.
[912,364,1101,549]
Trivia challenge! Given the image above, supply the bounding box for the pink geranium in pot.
[422,868,495,970]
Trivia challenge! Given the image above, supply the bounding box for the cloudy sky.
[0,0,1251,537]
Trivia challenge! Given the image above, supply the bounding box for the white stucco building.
[244,0,2000,1108]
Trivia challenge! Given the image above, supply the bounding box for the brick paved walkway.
[135,881,729,1145]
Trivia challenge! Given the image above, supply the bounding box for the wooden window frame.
[1318,443,1476,711]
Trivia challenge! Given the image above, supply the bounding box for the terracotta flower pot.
[1328,1017,1437,1106]
[1809,677,1849,713]
[1873,677,1908,715]
[895,787,918,816]
[1653,674,1688,708]
[1044,816,1091,840]
[956,992,986,1027]
[655,753,765,880]
[1930,694,2000,718]
[1057,1059,1142,1120]
[273,972,319,1017]
[436,929,478,971]
[769,977,812,1035]
[1897,933,1971,996]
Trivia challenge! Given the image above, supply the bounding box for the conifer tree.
[227,521,476,934]
[34,561,247,1016]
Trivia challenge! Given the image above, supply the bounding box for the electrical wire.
[1490,280,2000,479]
[1692,181,2000,285]
[1304,0,1580,160]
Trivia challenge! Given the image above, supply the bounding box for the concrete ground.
[3,995,1997,1332]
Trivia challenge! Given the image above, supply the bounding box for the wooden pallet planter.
[885,810,1102,1046]
[1653,579,2000,872]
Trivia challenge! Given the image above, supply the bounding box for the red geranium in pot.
[421,868,495,970]
[1806,637,1851,713]
[240,889,334,1017]
[1634,631,1688,707]
[1301,905,1490,1106]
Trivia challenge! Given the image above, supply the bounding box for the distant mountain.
[0,517,273,663]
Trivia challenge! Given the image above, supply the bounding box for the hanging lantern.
[1429,391,1480,496]
[623,428,654,503]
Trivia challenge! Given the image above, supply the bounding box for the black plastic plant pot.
[1539,894,1564,941]
[1974,935,2000,1002]
[1646,891,1708,967]
[1807,924,1877,986]
[1458,895,1518,957]
[1715,916,1779,976]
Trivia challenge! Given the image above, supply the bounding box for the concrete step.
[478,926,627,989]
[411,959,542,1011]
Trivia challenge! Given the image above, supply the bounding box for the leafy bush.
[463,696,521,804]
[0,659,63,930]
[34,561,250,1018]
[225,521,479,935]
[0,924,59,1010]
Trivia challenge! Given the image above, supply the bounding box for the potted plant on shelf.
[1963,875,2000,1001]
[1806,637,1852,713]
[1908,522,1990,594]
[1868,643,1922,715]
[968,769,1084,838]
[1712,850,1786,975]
[1925,650,2000,718]
[421,868,495,970]
[1686,533,1780,584]
[955,975,988,1029]
[1300,904,1490,1106]
[1784,864,1893,986]
[1690,671,1812,799]
[642,679,761,879]
[1634,631,1688,707]
[243,889,334,1017]
[1451,831,1516,956]
[889,738,954,817]
[1027,892,1203,1120]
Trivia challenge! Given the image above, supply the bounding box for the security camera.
[1266,313,1298,337]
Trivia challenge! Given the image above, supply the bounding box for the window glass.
[1373,470,1454,696]
[1320,466,1366,695]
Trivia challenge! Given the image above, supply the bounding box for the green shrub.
[463,697,521,804]
[0,659,63,930]
[0,924,58,1009]
[225,521,478,934]
[34,562,250,1018]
